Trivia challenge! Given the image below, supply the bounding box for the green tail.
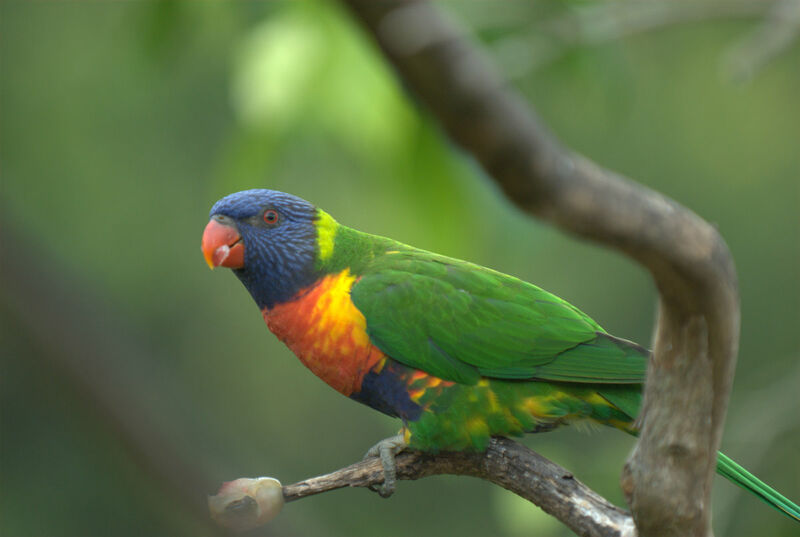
[717,451,800,522]
[601,388,799,522]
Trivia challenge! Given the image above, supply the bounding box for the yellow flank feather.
[409,389,426,403]
[521,396,551,418]
[585,392,608,406]
[466,417,489,437]
[315,209,338,261]
[486,388,500,413]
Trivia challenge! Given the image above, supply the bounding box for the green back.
[349,245,649,386]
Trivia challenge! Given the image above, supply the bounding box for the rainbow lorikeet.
[202,189,799,521]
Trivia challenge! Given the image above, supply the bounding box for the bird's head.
[202,189,329,309]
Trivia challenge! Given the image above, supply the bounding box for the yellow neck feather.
[315,209,338,262]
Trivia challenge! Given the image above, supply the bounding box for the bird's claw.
[363,434,407,498]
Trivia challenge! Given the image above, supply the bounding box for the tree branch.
[723,0,800,82]
[337,1,740,536]
[491,0,772,77]
[209,438,635,537]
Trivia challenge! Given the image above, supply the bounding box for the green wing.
[350,249,648,386]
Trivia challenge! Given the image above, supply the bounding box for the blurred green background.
[2,1,798,536]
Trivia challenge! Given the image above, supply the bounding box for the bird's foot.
[362,434,407,498]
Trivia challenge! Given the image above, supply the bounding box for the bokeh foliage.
[1,1,798,536]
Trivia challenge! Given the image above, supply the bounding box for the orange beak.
[202,218,245,269]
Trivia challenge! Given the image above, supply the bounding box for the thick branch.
[339,2,740,536]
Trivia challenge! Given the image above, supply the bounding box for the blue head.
[202,189,320,309]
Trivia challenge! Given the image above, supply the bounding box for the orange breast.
[262,269,385,396]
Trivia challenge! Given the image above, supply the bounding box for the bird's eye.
[263,209,279,225]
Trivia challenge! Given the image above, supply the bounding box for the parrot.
[202,188,799,521]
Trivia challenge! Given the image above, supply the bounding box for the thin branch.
[549,0,770,43]
[338,1,740,536]
[491,0,772,77]
[723,0,800,82]
[211,438,635,537]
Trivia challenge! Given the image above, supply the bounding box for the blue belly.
[350,359,423,421]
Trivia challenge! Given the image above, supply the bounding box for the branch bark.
[338,1,740,536]
[210,438,634,537]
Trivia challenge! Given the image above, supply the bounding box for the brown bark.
[283,438,635,537]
